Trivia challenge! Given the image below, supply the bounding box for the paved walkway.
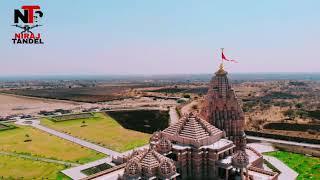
[247,142,276,153]
[248,143,299,180]
[169,107,179,125]
[264,155,298,180]
[0,151,80,167]
[247,135,320,149]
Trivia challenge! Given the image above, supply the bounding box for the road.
[169,107,179,125]
[247,135,320,149]
[0,151,80,167]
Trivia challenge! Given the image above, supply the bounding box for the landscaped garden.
[264,151,320,179]
[41,112,153,152]
[0,125,105,164]
[0,154,70,179]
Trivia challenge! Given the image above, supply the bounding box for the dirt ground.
[0,94,177,117]
[0,94,90,116]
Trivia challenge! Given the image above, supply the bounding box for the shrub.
[183,94,191,98]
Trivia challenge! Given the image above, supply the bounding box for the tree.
[183,94,190,98]
[283,109,296,120]
[24,134,31,142]
[295,103,303,109]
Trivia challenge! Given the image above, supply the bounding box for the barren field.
[151,80,320,141]
[0,93,94,116]
[2,85,141,103]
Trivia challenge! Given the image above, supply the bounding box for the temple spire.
[216,62,227,75]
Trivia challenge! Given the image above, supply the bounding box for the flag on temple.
[221,49,238,63]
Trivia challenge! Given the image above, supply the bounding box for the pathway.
[247,135,320,149]
[248,143,299,180]
[169,107,179,125]
[264,155,298,180]
[0,151,80,167]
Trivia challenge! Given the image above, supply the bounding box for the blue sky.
[0,0,319,75]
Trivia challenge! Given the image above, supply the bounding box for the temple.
[83,64,279,180]
[200,63,245,148]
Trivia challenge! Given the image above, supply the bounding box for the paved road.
[0,151,80,167]
[247,135,320,149]
[247,143,276,153]
[264,155,298,180]
[169,107,179,125]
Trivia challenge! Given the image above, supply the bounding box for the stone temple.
[84,64,279,180]
[200,63,245,149]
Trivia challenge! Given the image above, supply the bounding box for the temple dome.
[124,160,141,178]
[157,137,172,154]
[231,150,249,168]
[123,146,177,179]
[159,159,177,178]
[162,113,224,148]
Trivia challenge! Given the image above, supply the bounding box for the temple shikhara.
[200,63,245,149]
[84,64,279,180]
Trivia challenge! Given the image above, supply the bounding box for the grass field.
[0,154,69,179]
[41,113,151,152]
[0,125,105,164]
[264,151,320,179]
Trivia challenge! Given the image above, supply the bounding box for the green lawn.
[0,125,105,164]
[41,112,151,152]
[0,154,69,179]
[265,151,320,180]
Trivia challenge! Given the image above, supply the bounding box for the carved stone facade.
[200,64,245,148]
[122,146,178,180]
[87,65,279,180]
